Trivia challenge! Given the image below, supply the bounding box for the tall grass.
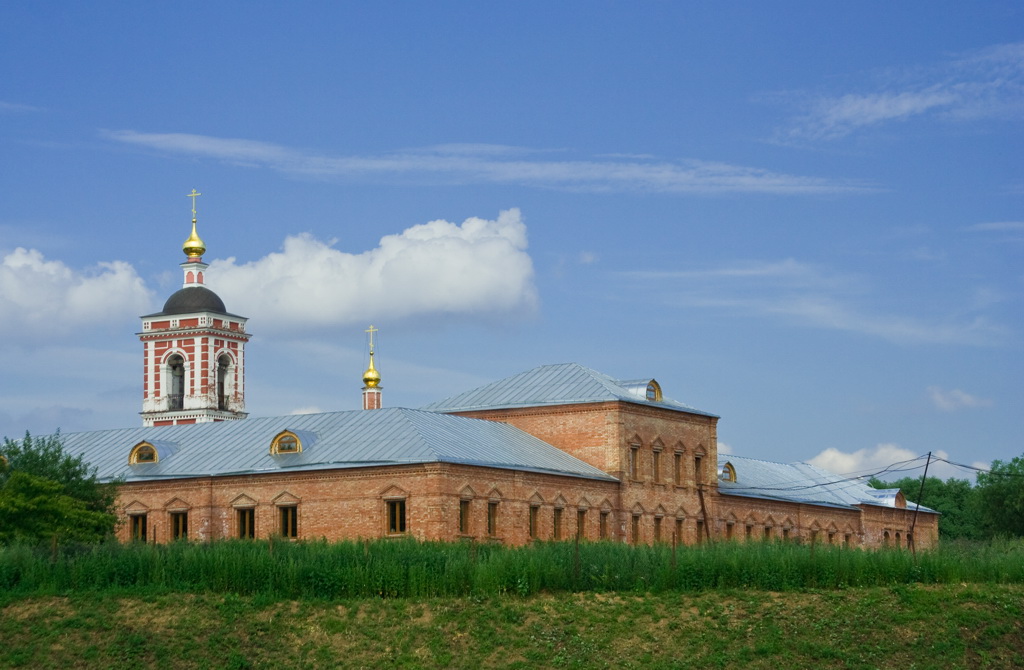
[1,537,1022,599]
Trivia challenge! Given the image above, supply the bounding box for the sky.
[1,2,1021,483]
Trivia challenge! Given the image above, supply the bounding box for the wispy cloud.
[0,101,44,113]
[807,443,973,481]
[102,130,873,195]
[964,221,1024,232]
[927,386,992,412]
[780,42,1024,140]
[626,259,1006,346]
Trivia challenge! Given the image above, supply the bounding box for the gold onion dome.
[363,354,381,388]
[183,219,206,259]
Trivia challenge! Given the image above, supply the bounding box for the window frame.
[279,505,298,538]
[130,513,148,542]
[170,511,188,540]
[487,501,499,538]
[237,507,256,539]
[387,499,407,535]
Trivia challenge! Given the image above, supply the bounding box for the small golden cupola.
[362,325,383,410]
[182,189,207,259]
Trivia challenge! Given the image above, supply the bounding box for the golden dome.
[183,219,206,259]
[363,353,381,388]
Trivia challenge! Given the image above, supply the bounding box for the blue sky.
[2,2,1021,482]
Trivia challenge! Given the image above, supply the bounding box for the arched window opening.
[217,354,232,410]
[270,431,302,455]
[646,380,663,402]
[167,354,185,410]
[129,442,158,464]
[719,462,736,482]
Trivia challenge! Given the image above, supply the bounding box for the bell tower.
[138,190,252,427]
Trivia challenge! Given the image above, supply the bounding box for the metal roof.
[421,362,717,417]
[57,408,617,484]
[717,454,935,513]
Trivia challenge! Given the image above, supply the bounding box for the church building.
[57,200,939,550]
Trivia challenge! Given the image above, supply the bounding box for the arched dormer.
[645,380,662,402]
[129,441,158,464]
[270,430,302,455]
[719,462,736,482]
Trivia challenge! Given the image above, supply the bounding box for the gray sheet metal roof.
[717,454,935,512]
[422,363,717,417]
[57,408,617,484]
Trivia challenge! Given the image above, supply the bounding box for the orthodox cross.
[366,324,378,355]
[187,189,202,221]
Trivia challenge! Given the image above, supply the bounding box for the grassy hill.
[3,585,1023,669]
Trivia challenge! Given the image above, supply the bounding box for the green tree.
[0,432,119,543]
[975,456,1024,538]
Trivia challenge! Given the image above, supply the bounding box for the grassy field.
[3,539,1023,668]
[3,585,1023,669]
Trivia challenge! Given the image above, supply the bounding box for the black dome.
[160,286,227,315]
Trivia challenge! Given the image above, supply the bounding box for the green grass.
[2,537,1023,599]
[2,585,1022,669]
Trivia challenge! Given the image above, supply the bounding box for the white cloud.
[781,42,1024,140]
[0,248,152,339]
[964,221,1024,232]
[578,251,599,265]
[210,209,537,332]
[808,444,981,483]
[927,386,992,412]
[626,259,1005,346]
[103,130,873,195]
[288,406,324,415]
[0,101,43,113]
[717,441,733,455]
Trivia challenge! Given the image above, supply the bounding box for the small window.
[764,526,772,541]
[631,514,641,544]
[487,501,498,537]
[629,445,640,480]
[271,431,301,454]
[646,380,662,402]
[745,524,753,540]
[459,499,471,534]
[694,455,704,484]
[577,509,586,539]
[783,527,790,540]
[529,506,539,539]
[725,522,733,540]
[652,450,662,482]
[599,511,609,539]
[553,508,563,540]
[675,518,684,544]
[719,462,736,482]
[238,508,256,539]
[695,519,704,544]
[387,500,407,534]
[280,506,298,538]
[654,516,663,542]
[129,442,158,464]
[673,452,682,485]
[171,511,188,540]
[844,533,852,546]
[130,514,148,542]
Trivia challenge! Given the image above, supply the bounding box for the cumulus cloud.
[0,248,152,338]
[103,130,872,195]
[780,42,1024,140]
[717,441,733,455]
[808,444,990,483]
[927,386,992,412]
[210,209,537,331]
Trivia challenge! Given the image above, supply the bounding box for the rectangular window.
[675,518,683,544]
[387,500,407,534]
[577,509,586,539]
[553,508,563,540]
[654,516,662,542]
[171,511,188,540]
[631,514,640,544]
[674,452,682,485]
[459,499,471,534]
[653,450,662,482]
[726,522,734,540]
[130,514,147,542]
[487,501,498,537]
[694,455,703,484]
[280,505,298,538]
[784,527,791,541]
[529,506,539,539]
[745,525,753,540]
[696,519,704,544]
[764,526,772,541]
[629,446,639,480]
[238,508,255,539]
[599,511,609,539]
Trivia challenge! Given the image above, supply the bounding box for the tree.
[975,456,1024,538]
[0,432,119,543]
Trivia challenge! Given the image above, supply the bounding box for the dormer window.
[646,380,662,402]
[129,442,158,464]
[271,431,302,455]
[719,462,736,482]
